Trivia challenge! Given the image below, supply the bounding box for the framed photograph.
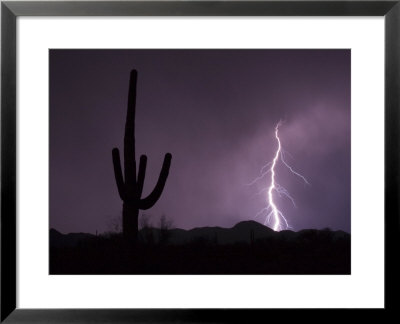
[1,0,399,322]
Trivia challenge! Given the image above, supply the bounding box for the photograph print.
[50,49,350,274]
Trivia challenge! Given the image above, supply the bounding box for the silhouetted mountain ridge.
[50,228,96,248]
[50,220,349,248]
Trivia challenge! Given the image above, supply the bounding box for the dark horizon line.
[49,219,351,236]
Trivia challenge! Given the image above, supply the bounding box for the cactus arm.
[124,70,138,198]
[139,153,172,210]
[112,148,126,200]
[137,154,148,198]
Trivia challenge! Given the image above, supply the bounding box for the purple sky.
[50,49,350,234]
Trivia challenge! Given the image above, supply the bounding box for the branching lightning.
[248,121,309,231]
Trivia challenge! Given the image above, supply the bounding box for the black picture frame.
[1,0,399,322]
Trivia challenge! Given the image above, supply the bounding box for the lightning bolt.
[248,121,309,231]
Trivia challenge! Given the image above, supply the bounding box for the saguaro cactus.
[112,70,172,243]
